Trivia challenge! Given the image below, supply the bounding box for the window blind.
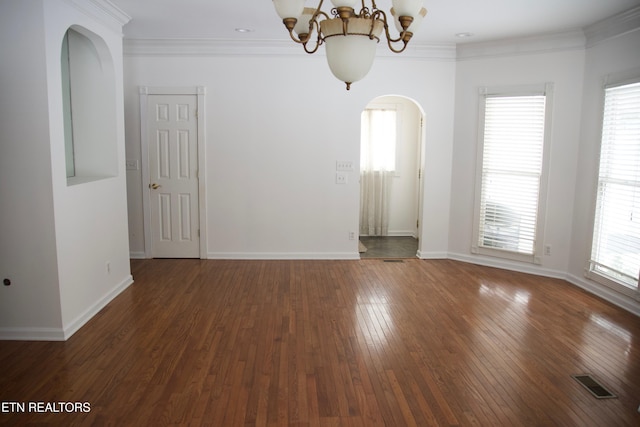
[478,95,546,255]
[590,81,640,290]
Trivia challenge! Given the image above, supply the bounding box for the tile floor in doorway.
[358,236,418,259]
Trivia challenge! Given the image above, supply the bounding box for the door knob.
[149,183,161,189]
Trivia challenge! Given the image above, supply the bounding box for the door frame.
[139,86,207,259]
[359,95,425,255]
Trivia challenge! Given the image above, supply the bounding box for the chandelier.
[272,0,427,90]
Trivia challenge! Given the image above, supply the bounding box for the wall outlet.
[349,231,356,240]
[544,245,551,256]
[336,172,348,184]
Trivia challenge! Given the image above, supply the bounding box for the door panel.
[148,95,199,258]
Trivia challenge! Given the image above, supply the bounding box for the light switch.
[336,161,354,171]
[126,160,139,170]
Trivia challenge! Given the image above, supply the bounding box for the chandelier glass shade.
[272,0,427,90]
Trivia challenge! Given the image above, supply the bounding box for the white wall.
[1,4,636,342]
[568,29,640,312]
[449,47,586,274]
[448,28,640,315]
[0,1,63,336]
[43,0,132,336]
[123,51,456,259]
[121,11,638,313]
[0,0,132,340]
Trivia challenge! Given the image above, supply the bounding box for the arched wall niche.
[61,24,117,185]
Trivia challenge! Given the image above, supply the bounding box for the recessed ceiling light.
[455,32,474,38]
[235,28,254,33]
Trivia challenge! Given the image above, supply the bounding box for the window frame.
[471,83,554,264]
[586,71,640,300]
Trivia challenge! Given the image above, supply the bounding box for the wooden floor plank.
[0,258,639,426]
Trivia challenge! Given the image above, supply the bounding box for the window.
[361,108,397,172]
[472,85,552,263]
[589,80,640,294]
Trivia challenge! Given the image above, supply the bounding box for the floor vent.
[572,374,617,399]
[383,259,405,263]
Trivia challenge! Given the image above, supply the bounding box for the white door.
[147,94,200,258]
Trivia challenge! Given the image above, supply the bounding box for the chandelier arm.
[302,21,323,54]
[385,35,409,53]
[312,10,330,20]
[305,6,330,46]
[373,9,402,42]
[283,7,328,48]
[302,39,320,53]
[285,25,310,44]
[373,9,412,53]
[303,40,322,54]
[310,0,330,23]
[367,16,378,39]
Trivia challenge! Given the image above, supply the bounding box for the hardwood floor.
[1,259,639,426]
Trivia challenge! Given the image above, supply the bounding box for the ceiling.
[109,0,640,45]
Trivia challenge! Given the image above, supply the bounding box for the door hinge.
[418,168,421,179]
[197,229,200,237]
[417,219,419,228]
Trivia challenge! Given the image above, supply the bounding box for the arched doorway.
[359,95,425,258]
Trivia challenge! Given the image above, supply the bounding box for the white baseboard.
[129,251,146,259]
[62,275,134,340]
[387,231,418,237]
[566,273,640,317]
[359,232,418,238]
[447,251,566,279]
[445,251,639,317]
[0,275,134,342]
[416,250,448,259]
[207,252,361,260]
[0,326,66,341]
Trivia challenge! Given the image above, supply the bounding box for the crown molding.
[124,38,457,60]
[377,42,457,61]
[124,34,578,62]
[584,5,640,48]
[123,5,640,62]
[124,38,303,57]
[65,0,131,31]
[456,30,586,61]
[443,5,640,61]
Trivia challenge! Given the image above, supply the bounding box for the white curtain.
[360,108,396,236]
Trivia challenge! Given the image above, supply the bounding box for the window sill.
[586,270,640,301]
[471,245,541,265]
[67,175,115,186]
